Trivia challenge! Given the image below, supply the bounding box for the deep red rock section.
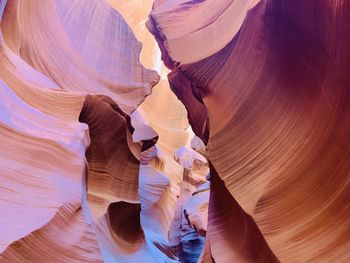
[149,0,350,262]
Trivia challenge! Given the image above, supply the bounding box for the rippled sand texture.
[149,0,350,262]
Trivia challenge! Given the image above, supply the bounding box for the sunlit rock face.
[149,0,350,262]
[0,0,167,261]
[1,0,159,114]
[0,0,202,261]
[1,0,350,262]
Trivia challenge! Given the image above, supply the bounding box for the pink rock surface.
[0,0,171,261]
[149,0,350,262]
[1,0,350,262]
[2,0,159,114]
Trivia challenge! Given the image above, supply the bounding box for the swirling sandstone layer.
[2,0,159,114]
[149,0,350,262]
[0,0,166,261]
[2,0,349,262]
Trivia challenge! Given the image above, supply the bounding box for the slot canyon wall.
[0,0,349,262]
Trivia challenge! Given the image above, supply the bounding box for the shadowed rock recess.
[0,0,349,262]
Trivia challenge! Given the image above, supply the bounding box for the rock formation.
[149,0,350,262]
[1,0,350,262]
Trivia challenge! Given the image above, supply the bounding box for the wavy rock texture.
[107,3,207,263]
[79,95,140,203]
[79,95,175,262]
[170,145,209,262]
[0,0,165,261]
[2,0,159,114]
[180,182,209,263]
[0,0,199,262]
[2,0,350,262]
[149,0,350,262]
